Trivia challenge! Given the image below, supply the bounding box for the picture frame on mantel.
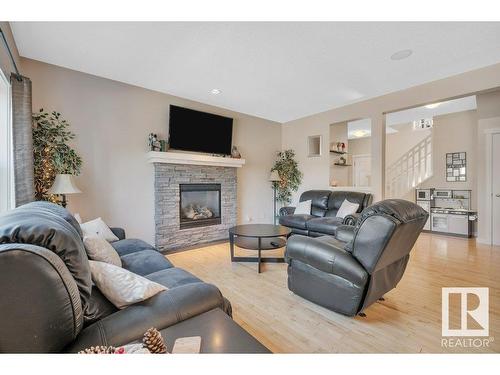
[446,152,466,182]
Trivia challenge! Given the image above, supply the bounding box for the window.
[0,68,14,212]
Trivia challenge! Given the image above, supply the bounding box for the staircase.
[385,134,432,199]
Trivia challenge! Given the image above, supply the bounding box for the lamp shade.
[269,170,280,182]
[48,174,82,195]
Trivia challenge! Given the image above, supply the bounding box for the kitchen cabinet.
[448,214,469,236]
[431,213,448,232]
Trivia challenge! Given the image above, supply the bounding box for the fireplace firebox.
[179,183,221,229]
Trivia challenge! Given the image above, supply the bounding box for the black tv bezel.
[168,105,233,156]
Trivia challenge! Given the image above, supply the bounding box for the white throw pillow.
[84,236,122,267]
[89,260,167,309]
[336,199,360,219]
[81,217,119,242]
[294,200,312,215]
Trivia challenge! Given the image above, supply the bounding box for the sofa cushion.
[315,235,349,248]
[335,225,355,245]
[85,286,118,326]
[112,238,156,256]
[299,190,331,217]
[120,250,174,276]
[0,208,92,318]
[285,235,367,285]
[325,191,368,217]
[306,216,343,236]
[18,201,83,238]
[67,282,228,352]
[279,214,314,230]
[145,267,203,289]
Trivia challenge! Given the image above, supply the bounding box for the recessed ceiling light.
[390,49,413,61]
[211,88,221,95]
[351,130,370,138]
[425,102,441,109]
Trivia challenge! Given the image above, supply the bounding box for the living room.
[1,1,499,373]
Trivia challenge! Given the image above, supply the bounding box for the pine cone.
[142,327,167,354]
[78,345,116,354]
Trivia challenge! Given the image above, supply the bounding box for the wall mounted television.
[168,105,233,155]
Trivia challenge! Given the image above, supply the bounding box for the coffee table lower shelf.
[230,236,286,273]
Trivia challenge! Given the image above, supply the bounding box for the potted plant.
[270,149,303,205]
[32,109,82,202]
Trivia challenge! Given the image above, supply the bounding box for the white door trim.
[484,128,500,246]
[0,67,14,213]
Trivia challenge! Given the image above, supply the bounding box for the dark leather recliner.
[285,199,428,316]
[279,190,372,237]
[0,201,232,353]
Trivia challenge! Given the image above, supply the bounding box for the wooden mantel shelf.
[146,151,246,168]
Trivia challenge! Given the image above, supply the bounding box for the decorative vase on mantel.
[231,146,241,159]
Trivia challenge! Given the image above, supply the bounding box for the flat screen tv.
[168,105,233,155]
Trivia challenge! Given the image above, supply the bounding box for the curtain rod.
[0,27,22,82]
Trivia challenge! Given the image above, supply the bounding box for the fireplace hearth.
[179,183,221,229]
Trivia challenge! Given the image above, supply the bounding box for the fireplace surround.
[149,151,244,252]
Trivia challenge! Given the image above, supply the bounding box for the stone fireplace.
[149,151,245,252]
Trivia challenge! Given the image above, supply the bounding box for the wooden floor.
[167,233,500,353]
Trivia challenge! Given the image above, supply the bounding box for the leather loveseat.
[279,190,372,237]
[285,199,428,316]
[0,201,267,353]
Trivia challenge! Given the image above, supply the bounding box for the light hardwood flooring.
[167,233,500,353]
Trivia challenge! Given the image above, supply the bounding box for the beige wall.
[348,136,371,157]
[418,111,477,199]
[282,62,500,205]
[22,58,281,243]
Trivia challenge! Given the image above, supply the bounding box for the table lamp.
[269,170,280,225]
[48,174,82,208]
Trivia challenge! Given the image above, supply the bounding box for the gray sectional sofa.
[0,201,268,353]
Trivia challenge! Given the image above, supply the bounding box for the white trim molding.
[0,68,14,213]
[146,151,246,168]
[481,127,500,245]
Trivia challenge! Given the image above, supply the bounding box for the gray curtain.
[10,73,35,206]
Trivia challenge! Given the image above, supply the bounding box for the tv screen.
[168,105,233,155]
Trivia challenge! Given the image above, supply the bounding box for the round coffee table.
[229,224,291,273]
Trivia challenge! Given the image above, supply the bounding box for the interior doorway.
[352,154,371,187]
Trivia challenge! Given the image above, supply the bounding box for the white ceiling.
[346,95,477,139]
[11,22,500,123]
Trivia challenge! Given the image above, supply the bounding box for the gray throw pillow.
[84,236,122,267]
